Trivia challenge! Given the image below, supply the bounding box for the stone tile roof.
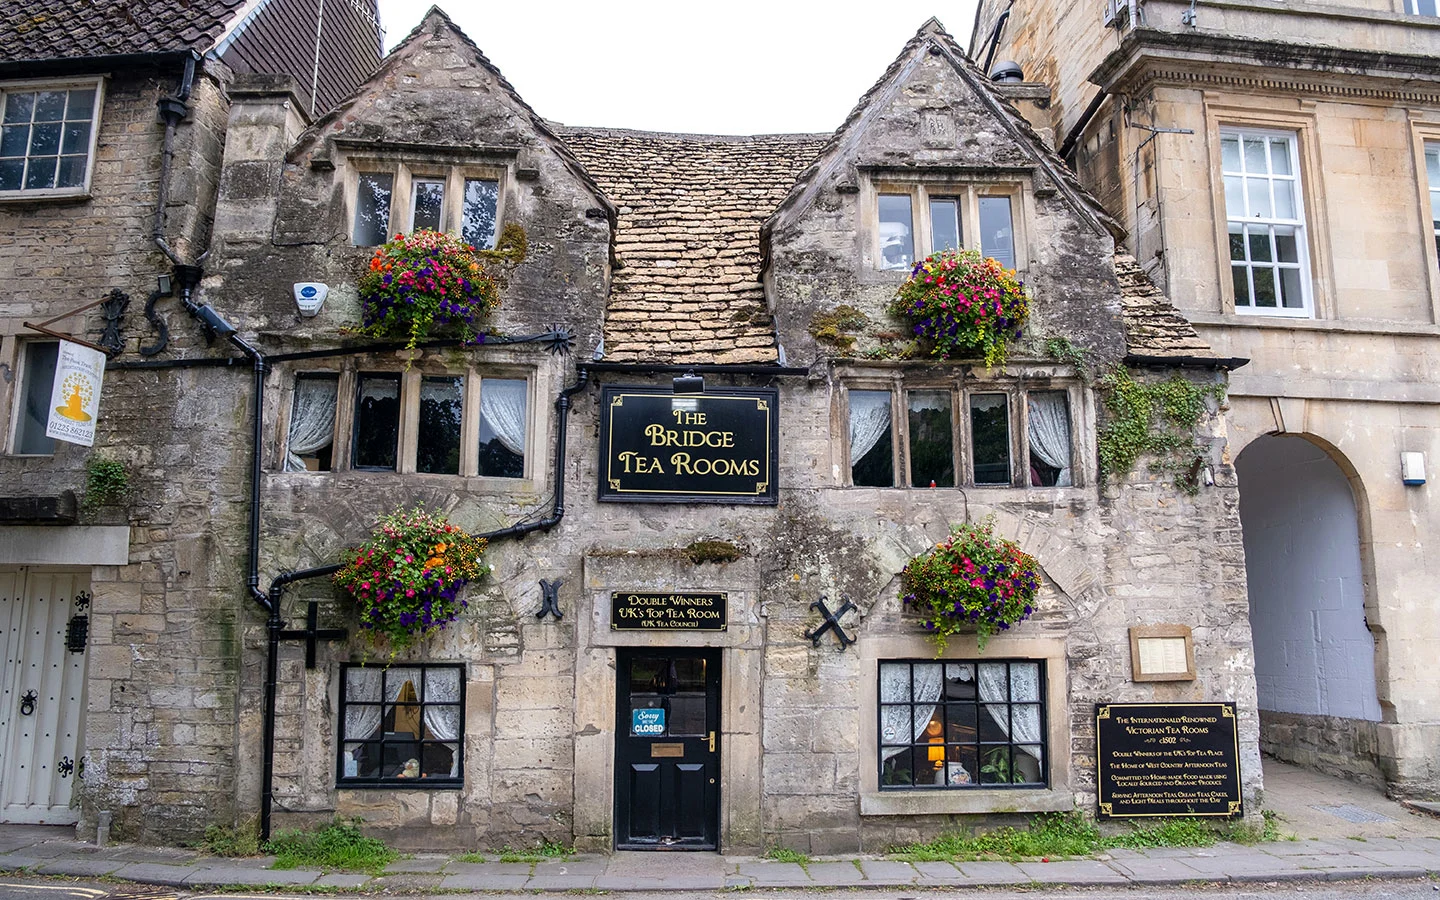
[0,0,248,62]
[1113,254,1223,362]
[559,127,826,365]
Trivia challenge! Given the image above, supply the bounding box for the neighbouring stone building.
[0,0,381,833]
[974,0,1440,799]
[5,6,1262,851]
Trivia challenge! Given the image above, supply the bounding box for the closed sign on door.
[632,708,665,735]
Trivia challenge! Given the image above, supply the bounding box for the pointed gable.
[285,7,611,221]
[765,18,1120,248]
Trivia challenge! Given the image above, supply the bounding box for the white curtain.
[285,378,338,471]
[849,390,892,465]
[879,663,944,762]
[481,378,527,455]
[1027,392,1072,486]
[422,668,462,777]
[978,662,1043,767]
[344,667,384,741]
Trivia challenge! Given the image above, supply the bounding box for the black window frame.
[878,658,1048,791]
[844,381,1076,489]
[337,662,465,789]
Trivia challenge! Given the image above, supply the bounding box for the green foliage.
[888,250,1030,366]
[888,811,1239,862]
[1043,335,1092,381]
[357,229,501,353]
[899,520,1041,653]
[199,818,261,857]
[264,818,399,874]
[684,540,745,564]
[1097,367,1225,495]
[980,747,1028,784]
[497,839,573,862]
[1223,809,1286,845]
[809,304,869,353]
[82,456,129,510]
[479,222,529,267]
[763,846,810,865]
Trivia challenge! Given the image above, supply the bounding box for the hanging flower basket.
[899,521,1041,653]
[333,508,490,650]
[356,229,501,352]
[886,249,1030,366]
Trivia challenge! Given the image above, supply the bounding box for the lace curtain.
[879,663,944,762]
[977,662,1043,766]
[480,378,527,455]
[422,668,462,777]
[284,378,337,471]
[849,390,892,465]
[1027,391,1072,486]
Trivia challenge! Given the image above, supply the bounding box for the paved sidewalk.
[2,760,1439,892]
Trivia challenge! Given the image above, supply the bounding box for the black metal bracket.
[98,288,130,357]
[536,578,564,620]
[19,689,37,716]
[140,287,171,356]
[804,595,857,650]
[277,600,349,669]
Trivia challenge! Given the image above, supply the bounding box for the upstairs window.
[282,367,528,479]
[1407,0,1439,14]
[1425,143,1440,263]
[0,81,102,196]
[876,184,1018,271]
[1221,127,1312,317]
[351,164,500,248]
[847,382,1073,489]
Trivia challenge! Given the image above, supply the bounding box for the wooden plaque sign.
[611,591,728,631]
[1095,702,1242,818]
[599,387,778,505]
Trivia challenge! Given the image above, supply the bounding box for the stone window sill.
[0,189,91,204]
[860,787,1073,816]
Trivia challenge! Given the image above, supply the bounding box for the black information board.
[599,387,778,505]
[611,592,728,631]
[1095,702,1242,818]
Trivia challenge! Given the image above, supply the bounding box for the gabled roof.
[0,0,249,64]
[286,8,613,220]
[763,18,1123,250]
[559,128,826,365]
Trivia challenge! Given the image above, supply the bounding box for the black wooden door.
[614,648,720,849]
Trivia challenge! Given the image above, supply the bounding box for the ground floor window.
[878,659,1046,788]
[339,664,463,786]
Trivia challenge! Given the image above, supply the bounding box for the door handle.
[708,731,716,752]
[19,689,37,716]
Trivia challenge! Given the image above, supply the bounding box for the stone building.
[0,0,380,832]
[973,0,1440,798]
[5,6,1260,850]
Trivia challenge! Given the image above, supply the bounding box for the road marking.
[0,886,106,898]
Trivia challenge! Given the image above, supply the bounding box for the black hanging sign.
[599,387,778,504]
[1095,702,1243,818]
[611,591,728,631]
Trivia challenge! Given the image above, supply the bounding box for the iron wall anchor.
[804,595,857,650]
[537,578,564,620]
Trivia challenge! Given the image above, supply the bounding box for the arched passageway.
[1236,434,1380,740]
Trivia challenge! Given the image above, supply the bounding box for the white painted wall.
[1237,435,1381,721]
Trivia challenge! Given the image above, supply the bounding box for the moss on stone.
[684,540,746,564]
[809,304,869,353]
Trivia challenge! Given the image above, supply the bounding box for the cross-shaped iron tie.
[804,594,857,650]
[278,600,349,669]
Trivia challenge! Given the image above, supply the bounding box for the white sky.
[373,1,984,135]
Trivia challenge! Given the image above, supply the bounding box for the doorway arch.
[1236,434,1382,776]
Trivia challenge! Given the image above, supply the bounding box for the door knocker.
[19,689,38,716]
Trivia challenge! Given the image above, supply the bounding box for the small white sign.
[45,340,106,447]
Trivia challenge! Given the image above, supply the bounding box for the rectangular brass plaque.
[650,743,685,758]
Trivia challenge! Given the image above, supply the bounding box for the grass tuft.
[265,818,400,874]
[763,846,810,865]
[497,839,573,863]
[199,817,261,857]
[888,811,1277,863]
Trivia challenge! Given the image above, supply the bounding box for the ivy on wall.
[1097,367,1225,495]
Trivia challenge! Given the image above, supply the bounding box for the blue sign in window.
[632,708,665,736]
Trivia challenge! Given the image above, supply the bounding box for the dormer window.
[350,163,501,248]
[874,183,1020,271]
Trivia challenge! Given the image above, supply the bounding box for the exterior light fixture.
[1402,452,1426,486]
[673,370,704,394]
[293,282,329,317]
